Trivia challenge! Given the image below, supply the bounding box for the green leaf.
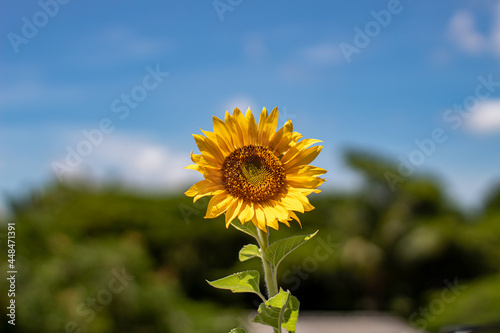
[281,295,300,332]
[207,270,262,297]
[239,244,261,262]
[253,290,300,332]
[264,230,318,272]
[231,221,259,240]
[228,328,246,333]
[253,288,291,330]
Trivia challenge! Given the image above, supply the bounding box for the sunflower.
[185,107,326,232]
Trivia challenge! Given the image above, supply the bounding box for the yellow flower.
[185,107,326,232]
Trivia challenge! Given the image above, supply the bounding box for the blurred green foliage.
[0,150,499,332]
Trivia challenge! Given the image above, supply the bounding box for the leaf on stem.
[207,270,262,297]
[239,244,261,262]
[231,221,259,240]
[264,230,318,272]
[253,288,290,329]
[253,288,300,333]
[228,328,246,333]
[281,295,300,333]
[253,289,301,332]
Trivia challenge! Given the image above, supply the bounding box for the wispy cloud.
[273,42,343,83]
[300,43,343,66]
[466,99,500,133]
[448,10,488,54]
[221,95,257,114]
[57,135,194,191]
[69,26,173,67]
[448,3,500,57]
[492,1,500,56]
[0,79,86,110]
[242,35,268,61]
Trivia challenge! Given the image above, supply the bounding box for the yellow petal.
[216,133,233,157]
[294,188,322,195]
[193,134,225,163]
[271,120,295,155]
[286,165,328,177]
[190,151,221,169]
[200,129,231,158]
[238,201,255,223]
[202,167,223,184]
[257,107,268,136]
[225,198,243,228]
[250,217,259,229]
[233,108,249,146]
[245,107,258,145]
[185,180,224,202]
[253,203,267,231]
[284,146,323,170]
[257,107,268,145]
[259,107,279,147]
[267,217,279,230]
[273,201,293,221]
[213,116,235,150]
[280,139,323,165]
[280,193,306,213]
[225,112,245,148]
[194,189,225,203]
[184,163,203,173]
[290,131,303,143]
[262,204,282,230]
[286,189,315,211]
[205,193,234,219]
[286,175,325,189]
[268,121,287,149]
[288,211,302,227]
[261,203,276,222]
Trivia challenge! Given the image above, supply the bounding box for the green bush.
[1,151,499,332]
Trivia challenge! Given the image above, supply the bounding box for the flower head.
[185,107,326,232]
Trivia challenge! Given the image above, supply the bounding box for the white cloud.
[275,62,313,83]
[99,26,169,59]
[448,10,487,54]
[0,79,85,109]
[221,95,257,114]
[448,3,500,57]
[492,1,500,55]
[273,42,343,83]
[60,135,195,191]
[300,43,343,66]
[466,99,500,133]
[70,26,172,67]
[242,35,267,61]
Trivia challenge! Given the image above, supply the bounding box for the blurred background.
[1,0,500,332]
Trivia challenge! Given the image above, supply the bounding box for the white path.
[245,312,422,333]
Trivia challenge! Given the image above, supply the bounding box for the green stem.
[256,227,281,333]
[257,227,278,298]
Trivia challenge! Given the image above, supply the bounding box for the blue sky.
[1,0,500,215]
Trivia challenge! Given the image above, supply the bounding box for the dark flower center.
[222,145,286,203]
